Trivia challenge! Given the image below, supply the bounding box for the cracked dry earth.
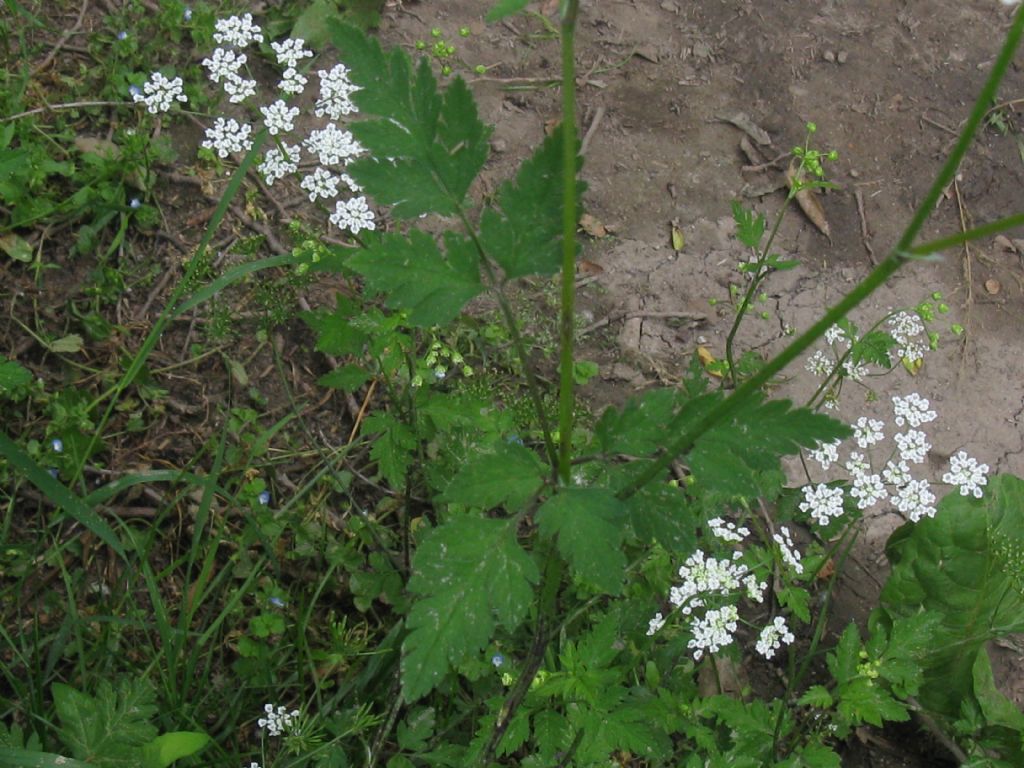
[375,0,1024,755]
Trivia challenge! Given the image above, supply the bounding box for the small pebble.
[823,50,836,63]
[837,51,849,64]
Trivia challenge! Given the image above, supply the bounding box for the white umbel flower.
[300,168,341,201]
[756,617,795,659]
[260,100,299,136]
[271,38,313,68]
[201,117,252,158]
[133,72,187,114]
[942,451,989,498]
[214,13,263,47]
[330,196,375,234]
[259,143,301,185]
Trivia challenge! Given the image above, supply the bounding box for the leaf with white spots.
[402,517,538,701]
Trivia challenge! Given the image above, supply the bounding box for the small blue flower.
[268,596,287,608]
[505,434,524,446]
[258,490,271,506]
[183,7,193,21]
[47,468,59,478]
[491,653,505,668]
[129,198,141,210]
[128,84,142,98]
[51,438,64,453]
[117,31,128,41]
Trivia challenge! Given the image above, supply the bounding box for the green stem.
[617,9,1024,501]
[556,0,580,484]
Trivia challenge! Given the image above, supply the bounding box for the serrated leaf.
[302,295,370,356]
[731,200,766,249]
[347,230,483,327]
[689,396,850,498]
[798,685,833,709]
[485,0,531,22]
[440,442,545,510]
[140,732,209,768]
[479,124,582,278]
[402,517,538,700]
[778,586,811,623]
[318,365,370,391]
[623,480,697,552]
[880,474,1024,717]
[594,388,697,456]
[54,679,158,766]
[850,330,896,368]
[328,22,490,218]
[362,411,417,489]
[537,489,626,594]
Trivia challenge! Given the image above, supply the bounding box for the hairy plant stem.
[724,191,792,388]
[556,0,580,483]
[617,8,1024,501]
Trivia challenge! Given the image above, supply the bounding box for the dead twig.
[854,189,876,264]
[31,0,89,78]
[579,105,605,156]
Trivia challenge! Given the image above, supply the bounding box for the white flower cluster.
[772,526,803,574]
[888,311,928,365]
[800,392,988,524]
[257,703,299,737]
[756,616,795,659]
[708,516,750,543]
[132,72,187,114]
[174,14,375,235]
[647,548,766,660]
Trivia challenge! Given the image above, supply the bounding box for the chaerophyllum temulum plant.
[5,1,1024,767]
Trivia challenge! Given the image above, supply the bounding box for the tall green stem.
[617,7,1024,500]
[556,0,580,483]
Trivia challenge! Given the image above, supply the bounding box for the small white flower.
[853,416,885,449]
[824,324,848,346]
[773,527,803,574]
[892,393,937,428]
[756,616,795,659]
[300,167,341,201]
[799,483,845,526]
[260,99,299,135]
[646,612,666,636]
[743,573,767,603]
[316,64,360,119]
[279,67,308,95]
[844,451,870,477]
[707,516,749,543]
[271,38,313,68]
[133,72,187,114]
[895,429,930,464]
[214,13,264,47]
[330,196,376,233]
[201,117,253,158]
[942,450,989,499]
[688,604,739,660]
[202,47,246,83]
[259,143,301,185]
[304,123,363,166]
[223,73,257,103]
[894,478,936,522]
[842,360,869,382]
[805,349,833,378]
[808,439,840,471]
[850,471,887,510]
[257,703,300,737]
[882,459,912,487]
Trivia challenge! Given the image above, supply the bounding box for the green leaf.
[537,488,626,594]
[0,232,32,262]
[47,334,84,354]
[328,22,491,218]
[362,411,417,489]
[731,200,766,249]
[689,396,850,497]
[621,475,696,552]
[347,231,483,327]
[318,365,371,392]
[140,732,210,768]
[479,124,582,278]
[485,0,531,22]
[54,679,158,766]
[440,442,545,510]
[778,586,811,623]
[302,295,370,356]
[797,685,833,709]
[850,330,897,368]
[402,517,538,700]
[880,474,1024,716]
[0,357,31,394]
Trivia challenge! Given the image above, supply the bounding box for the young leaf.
[140,732,210,768]
[301,295,370,357]
[402,517,539,700]
[0,357,31,395]
[536,488,626,594]
[478,124,583,278]
[439,441,545,510]
[346,231,483,327]
[731,200,766,249]
[328,22,491,217]
[362,411,417,489]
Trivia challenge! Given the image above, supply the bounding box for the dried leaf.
[48,334,84,354]
[716,112,771,145]
[786,165,831,241]
[696,345,722,377]
[579,213,607,238]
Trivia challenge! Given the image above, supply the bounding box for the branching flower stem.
[617,7,1024,501]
